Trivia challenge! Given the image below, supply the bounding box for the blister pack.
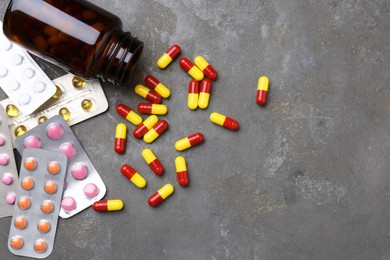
[0,106,18,218]
[15,116,106,218]
[0,73,108,146]
[0,21,56,114]
[8,148,67,259]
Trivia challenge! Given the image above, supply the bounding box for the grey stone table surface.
[1,0,390,259]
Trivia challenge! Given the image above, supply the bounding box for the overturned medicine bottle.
[3,0,144,85]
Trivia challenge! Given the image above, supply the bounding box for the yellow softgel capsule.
[6,104,19,117]
[38,116,48,124]
[81,99,93,111]
[72,77,87,88]
[59,107,71,121]
[52,85,63,99]
[14,125,27,137]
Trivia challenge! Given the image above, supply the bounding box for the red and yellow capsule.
[175,132,204,151]
[148,184,174,207]
[133,115,158,139]
[210,112,239,131]
[256,76,269,106]
[93,200,124,212]
[198,79,212,109]
[120,164,147,188]
[144,120,169,144]
[137,103,168,115]
[145,75,171,98]
[175,156,189,187]
[114,123,127,154]
[179,57,204,81]
[142,149,164,176]
[188,80,199,110]
[135,84,162,104]
[157,44,181,69]
[194,56,218,81]
[116,104,143,126]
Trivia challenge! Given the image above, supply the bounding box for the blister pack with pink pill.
[0,21,56,114]
[0,73,108,146]
[15,116,106,218]
[0,105,19,218]
[8,148,67,259]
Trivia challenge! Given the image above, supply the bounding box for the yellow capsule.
[210,112,239,131]
[188,66,204,81]
[210,112,226,126]
[175,156,187,172]
[188,80,199,110]
[38,116,48,124]
[142,149,157,164]
[157,53,172,69]
[258,76,269,91]
[175,133,204,151]
[158,183,174,199]
[14,125,27,137]
[81,99,93,111]
[157,45,181,69]
[59,107,71,121]
[137,103,168,115]
[116,104,143,126]
[121,164,147,189]
[72,77,86,88]
[52,85,63,99]
[175,138,191,151]
[6,104,19,117]
[93,200,124,212]
[115,123,127,139]
[145,75,171,98]
[135,84,151,99]
[198,79,212,109]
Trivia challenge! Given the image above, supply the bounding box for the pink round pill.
[0,134,5,146]
[47,123,63,140]
[24,135,42,148]
[2,173,13,185]
[61,197,76,211]
[59,143,76,160]
[6,192,16,205]
[0,153,9,166]
[71,163,88,180]
[83,183,99,198]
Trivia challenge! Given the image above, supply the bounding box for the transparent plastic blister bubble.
[15,116,107,218]
[8,148,67,259]
[0,21,56,115]
[0,73,109,147]
[0,106,19,218]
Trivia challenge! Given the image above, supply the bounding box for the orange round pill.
[18,196,31,210]
[24,158,37,171]
[44,181,57,194]
[21,177,34,190]
[47,161,60,175]
[14,216,28,230]
[37,219,51,233]
[10,236,23,250]
[34,239,47,253]
[41,200,54,214]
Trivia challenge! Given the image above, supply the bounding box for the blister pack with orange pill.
[8,148,67,259]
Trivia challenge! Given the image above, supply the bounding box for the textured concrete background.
[1,0,390,259]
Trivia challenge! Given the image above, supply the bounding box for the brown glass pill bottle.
[3,0,143,85]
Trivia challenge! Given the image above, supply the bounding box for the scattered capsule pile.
[111,44,270,209]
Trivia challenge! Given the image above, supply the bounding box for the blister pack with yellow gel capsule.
[15,116,107,218]
[0,21,56,115]
[0,73,108,146]
[8,148,67,259]
[0,106,19,218]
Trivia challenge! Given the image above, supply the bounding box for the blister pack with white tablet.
[0,21,56,114]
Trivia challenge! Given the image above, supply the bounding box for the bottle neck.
[97,31,143,85]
